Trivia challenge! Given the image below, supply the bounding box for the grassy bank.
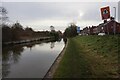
[54,35,119,78]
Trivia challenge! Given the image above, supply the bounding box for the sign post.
[101,6,110,20]
[100,6,110,35]
[77,27,80,34]
[113,7,116,35]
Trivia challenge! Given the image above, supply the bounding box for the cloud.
[2,2,119,31]
[3,2,81,20]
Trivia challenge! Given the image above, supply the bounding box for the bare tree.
[0,7,8,25]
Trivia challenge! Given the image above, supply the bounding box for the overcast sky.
[2,1,119,32]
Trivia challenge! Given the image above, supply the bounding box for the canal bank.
[53,35,119,78]
[43,39,68,78]
[3,37,53,45]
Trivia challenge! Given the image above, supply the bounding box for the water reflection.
[50,42,55,49]
[2,45,24,78]
[50,38,62,49]
[2,39,64,78]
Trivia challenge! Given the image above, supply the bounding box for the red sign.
[101,6,110,20]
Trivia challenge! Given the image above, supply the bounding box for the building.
[91,26,98,35]
[81,27,89,35]
[81,17,120,35]
[102,18,120,34]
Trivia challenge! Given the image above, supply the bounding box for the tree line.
[2,22,63,42]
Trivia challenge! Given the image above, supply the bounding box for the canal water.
[2,39,65,78]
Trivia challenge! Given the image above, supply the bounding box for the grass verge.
[53,35,119,78]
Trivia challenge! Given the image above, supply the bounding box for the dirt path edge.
[43,39,68,79]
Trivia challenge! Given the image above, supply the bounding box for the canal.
[2,39,65,78]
